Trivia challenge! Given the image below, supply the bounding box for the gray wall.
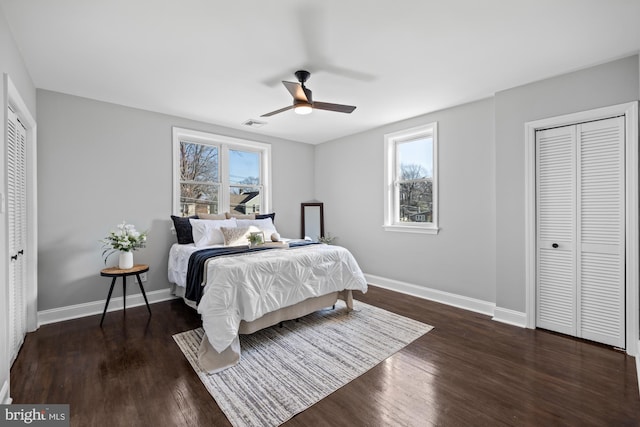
[0,7,36,402]
[27,52,640,317]
[315,98,497,303]
[36,90,315,311]
[495,55,639,312]
[0,15,36,113]
[315,54,639,312]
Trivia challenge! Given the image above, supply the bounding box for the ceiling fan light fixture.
[261,70,356,118]
[294,102,313,115]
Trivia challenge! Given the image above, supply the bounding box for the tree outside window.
[179,142,219,216]
[173,127,271,217]
[384,123,438,234]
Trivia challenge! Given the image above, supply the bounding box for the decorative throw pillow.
[189,218,237,247]
[171,215,198,244]
[236,218,278,237]
[256,212,276,223]
[220,225,260,246]
[198,212,228,220]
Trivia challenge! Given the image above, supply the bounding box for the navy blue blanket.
[185,241,319,304]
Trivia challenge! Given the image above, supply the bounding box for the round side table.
[99,264,151,326]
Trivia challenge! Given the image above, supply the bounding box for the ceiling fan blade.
[313,102,357,114]
[282,81,309,102]
[261,105,294,117]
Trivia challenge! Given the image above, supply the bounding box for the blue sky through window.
[398,137,433,178]
[229,149,260,184]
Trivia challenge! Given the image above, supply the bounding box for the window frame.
[172,127,272,216]
[383,122,439,234]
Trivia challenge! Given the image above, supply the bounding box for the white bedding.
[167,238,302,288]
[168,242,368,354]
[168,242,208,288]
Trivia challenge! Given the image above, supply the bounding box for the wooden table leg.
[136,273,151,315]
[122,276,127,312]
[100,277,117,326]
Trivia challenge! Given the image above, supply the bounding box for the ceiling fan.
[261,70,357,117]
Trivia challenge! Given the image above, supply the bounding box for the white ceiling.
[1,0,639,144]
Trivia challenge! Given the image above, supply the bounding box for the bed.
[168,216,368,373]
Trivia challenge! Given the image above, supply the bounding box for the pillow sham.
[171,215,198,244]
[198,212,228,220]
[189,218,237,247]
[220,225,260,246]
[256,212,276,223]
[236,218,278,237]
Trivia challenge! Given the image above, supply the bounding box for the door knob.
[552,243,559,248]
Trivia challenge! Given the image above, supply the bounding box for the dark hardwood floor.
[10,286,640,426]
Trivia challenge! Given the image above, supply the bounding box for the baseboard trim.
[492,307,527,328]
[364,273,495,317]
[1,380,11,404]
[37,288,179,326]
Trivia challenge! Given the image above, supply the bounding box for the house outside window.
[384,122,439,234]
[173,127,271,216]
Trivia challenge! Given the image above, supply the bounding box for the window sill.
[382,224,440,235]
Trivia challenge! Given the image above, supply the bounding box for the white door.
[536,125,577,336]
[7,106,28,364]
[577,117,626,347]
[536,116,625,348]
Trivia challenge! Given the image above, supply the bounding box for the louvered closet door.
[536,125,577,336]
[7,106,28,364]
[536,116,625,348]
[577,117,625,348]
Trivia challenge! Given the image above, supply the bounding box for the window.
[173,127,271,217]
[384,123,438,234]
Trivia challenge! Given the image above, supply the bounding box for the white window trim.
[172,127,272,215]
[383,122,439,234]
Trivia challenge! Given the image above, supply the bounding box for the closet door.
[536,116,626,348]
[536,125,577,336]
[577,117,625,348]
[7,106,27,364]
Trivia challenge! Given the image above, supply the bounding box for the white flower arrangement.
[101,221,147,263]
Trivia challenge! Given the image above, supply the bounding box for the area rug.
[173,300,433,427]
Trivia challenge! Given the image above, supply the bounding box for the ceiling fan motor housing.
[295,70,311,84]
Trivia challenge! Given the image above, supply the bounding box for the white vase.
[118,251,134,269]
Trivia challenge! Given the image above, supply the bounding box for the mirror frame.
[301,202,324,240]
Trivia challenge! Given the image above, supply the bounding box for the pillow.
[189,218,237,247]
[256,212,276,223]
[220,225,260,246]
[171,215,198,244]
[198,212,227,220]
[226,212,256,220]
[236,218,278,237]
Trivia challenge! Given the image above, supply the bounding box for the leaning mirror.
[301,202,324,241]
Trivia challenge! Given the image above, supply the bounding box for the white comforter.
[195,244,368,353]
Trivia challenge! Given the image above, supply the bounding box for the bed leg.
[339,290,354,312]
[332,305,335,310]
